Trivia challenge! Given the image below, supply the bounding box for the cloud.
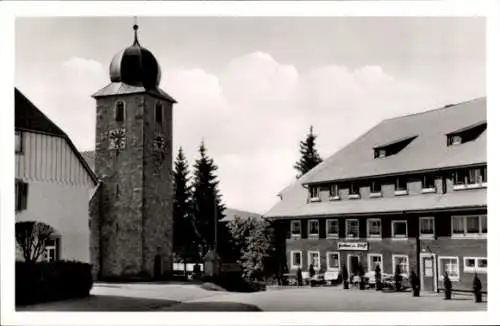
[15,52,482,214]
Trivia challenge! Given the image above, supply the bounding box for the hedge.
[16,260,93,306]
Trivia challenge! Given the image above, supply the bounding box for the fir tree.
[173,147,198,267]
[191,141,227,258]
[294,126,323,178]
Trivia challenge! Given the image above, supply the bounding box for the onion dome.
[109,24,161,89]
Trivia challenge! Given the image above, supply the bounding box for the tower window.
[155,102,163,123]
[115,101,125,122]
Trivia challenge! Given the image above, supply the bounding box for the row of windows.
[114,100,165,123]
[309,166,487,201]
[290,215,487,239]
[290,251,487,279]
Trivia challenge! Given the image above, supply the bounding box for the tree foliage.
[227,216,275,281]
[294,126,323,178]
[15,221,55,263]
[191,142,227,257]
[173,147,199,263]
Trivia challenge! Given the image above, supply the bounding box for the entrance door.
[348,255,360,278]
[420,255,436,291]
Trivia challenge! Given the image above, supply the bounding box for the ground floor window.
[463,257,487,274]
[43,238,59,262]
[290,251,302,269]
[438,256,459,281]
[326,251,340,270]
[308,251,320,270]
[452,215,487,237]
[392,255,409,277]
[368,254,383,273]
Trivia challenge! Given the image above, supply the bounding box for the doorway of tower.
[347,254,360,282]
[154,255,162,280]
[420,253,437,292]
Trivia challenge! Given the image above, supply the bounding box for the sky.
[15,17,485,214]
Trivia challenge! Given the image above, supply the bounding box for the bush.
[16,260,93,306]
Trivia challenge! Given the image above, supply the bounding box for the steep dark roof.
[15,89,66,137]
[15,88,98,185]
[92,82,176,103]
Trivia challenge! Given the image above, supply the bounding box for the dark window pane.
[466,216,479,233]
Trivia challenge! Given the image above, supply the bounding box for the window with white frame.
[438,256,459,281]
[453,167,487,188]
[420,217,435,238]
[463,257,487,274]
[395,177,408,192]
[370,181,382,194]
[291,251,302,269]
[15,131,23,154]
[308,220,319,237]
[346,219,359,239]
[392,220,408,239]
[43,238,59,262]
[348,183,360,197]
[290,220,301,237]
[309,186,320,201]
[326,252,340,270]
[367,218,382,239]
[308,251,320,270]
[368,254,383,273]
[452,215,487,237]
[326,219,339,238]
[392,255,409,276]
[329,184,340,199]
[422,175,436,191]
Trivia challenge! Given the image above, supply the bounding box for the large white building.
[15,88,98,263]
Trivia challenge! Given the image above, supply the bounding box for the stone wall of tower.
[141,95,174,277]
[94,94,145,279]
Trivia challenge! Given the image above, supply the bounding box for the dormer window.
[348,183,360,199]
[447,121,486,146]
[309,186,320,202]
[115,101,125,122]
[374,135,417,159]
[329,184,340,200]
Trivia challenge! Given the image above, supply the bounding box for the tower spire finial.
[133,16,140,45]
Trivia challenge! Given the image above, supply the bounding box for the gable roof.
[303,98,486,185]
[15,88,98,185]
[265,98,487,219]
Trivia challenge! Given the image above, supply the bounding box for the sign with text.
[337,242,368,251]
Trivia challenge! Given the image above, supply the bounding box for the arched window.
[155,102,163,123]
[115,101,125,122]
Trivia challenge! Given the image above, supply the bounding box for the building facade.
[88,24,177,280]
[266,98,487,291]
[15,88,98,263]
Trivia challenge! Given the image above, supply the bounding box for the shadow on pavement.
[163,301,262,311]
[17,295,180,311]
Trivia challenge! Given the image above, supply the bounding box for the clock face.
[109,128,126,150]
[153,136,167,154]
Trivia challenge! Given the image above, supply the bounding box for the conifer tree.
[173,147,198,266]
[191,141,227,258]
[294,126,323,178]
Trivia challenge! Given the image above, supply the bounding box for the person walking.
[443,272,452,300]
[410,270,420,297]
[473,273,482,303]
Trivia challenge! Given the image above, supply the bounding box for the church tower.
[91,23,176,280]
